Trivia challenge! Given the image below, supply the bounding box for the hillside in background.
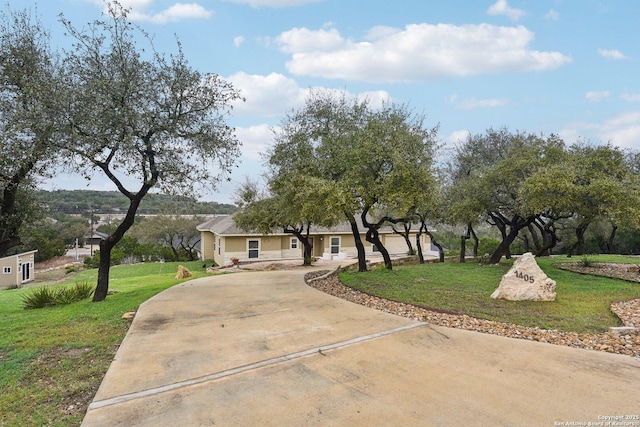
[36,190,237,215]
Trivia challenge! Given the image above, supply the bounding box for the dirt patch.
[35,256,79,271]
[29,256,85,287]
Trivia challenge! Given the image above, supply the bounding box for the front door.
[22,261,31,282]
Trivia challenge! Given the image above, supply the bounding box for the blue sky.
[18,0,640,203]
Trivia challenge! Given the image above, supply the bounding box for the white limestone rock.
[491,252,556,301]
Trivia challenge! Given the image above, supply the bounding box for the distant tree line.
[35,190,237,215]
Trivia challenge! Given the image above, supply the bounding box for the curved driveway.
[82,268,640,426]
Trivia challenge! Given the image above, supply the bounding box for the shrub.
[22,281,94,309]
[477,237,501,258]
[21,287,57,309]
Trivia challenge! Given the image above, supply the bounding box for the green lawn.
[339,255,640,333]
[0,261,209,427]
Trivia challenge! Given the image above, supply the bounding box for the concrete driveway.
[82,268,640,426]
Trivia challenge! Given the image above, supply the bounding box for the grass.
[339,255,640,333]
[0,261,209,427]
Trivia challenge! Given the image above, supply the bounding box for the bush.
[21,287,57,309]
[477,237,501,258]
[22,281,94,309]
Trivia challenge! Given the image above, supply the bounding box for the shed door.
[22,261,31,282]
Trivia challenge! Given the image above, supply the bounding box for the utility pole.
[90,207,94,257]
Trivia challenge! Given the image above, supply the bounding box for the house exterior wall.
[217,236,226,265]
[0,251,36,290]
[201,231,215,261]
[199,229,432,265]
[225,237,245,253]
[0,256,15,289]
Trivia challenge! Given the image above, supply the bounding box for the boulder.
[491,252,556,301]
[175,265,193,279]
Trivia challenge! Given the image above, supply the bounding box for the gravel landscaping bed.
[305,269,640,358]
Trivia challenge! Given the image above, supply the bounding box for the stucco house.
[0,250,37,290]
[197,215,432,266]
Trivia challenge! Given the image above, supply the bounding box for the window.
[248,239,260,258]
[291,238,298,249]
[330,237,340,254]
[218,238,221,255]
[2,266,10,274]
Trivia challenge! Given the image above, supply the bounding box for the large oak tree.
[448,128,566,264]
[0,8,62,256]
[59,3,242,301]
[266,90,439,271]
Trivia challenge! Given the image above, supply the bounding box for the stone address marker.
[490,252,556,301]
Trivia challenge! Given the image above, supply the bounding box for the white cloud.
[275,27,345,54]
[545,9,559,20]
[275,23,571,83]
[98,1,213,23]
[598,48,628,60]
[235,124,273,160]
[487,0,526,21]
[456,97,508,110]
[224,0,322,7]
[227,72,391,117]
[621,93,640,102]
[447,130,471,144]
[598,111,640,148]
[585,91,610,102]
[233,36,246,47]
[561,110,640,149]
[227,72,308,116]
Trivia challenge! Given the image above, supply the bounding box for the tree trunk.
[527,223,541,253]
[488,227,520,264]
[568,223,589,257]
[93,238,114,302]
[171,246,180,261]
[532,218,560,257]
[416,228,424,264]
[366,227,392,270]
[459,235,466,263]
[361,209,393,270]
[93,186,151,302]
[285,226,313,266]
[392,222,414,255]
[605,224,617,254]
[575,227,586,256]
[424,229,444,262]
[346,212,367,272]
[468,223,479,258]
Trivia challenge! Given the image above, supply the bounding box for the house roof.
[197,214,422,237]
